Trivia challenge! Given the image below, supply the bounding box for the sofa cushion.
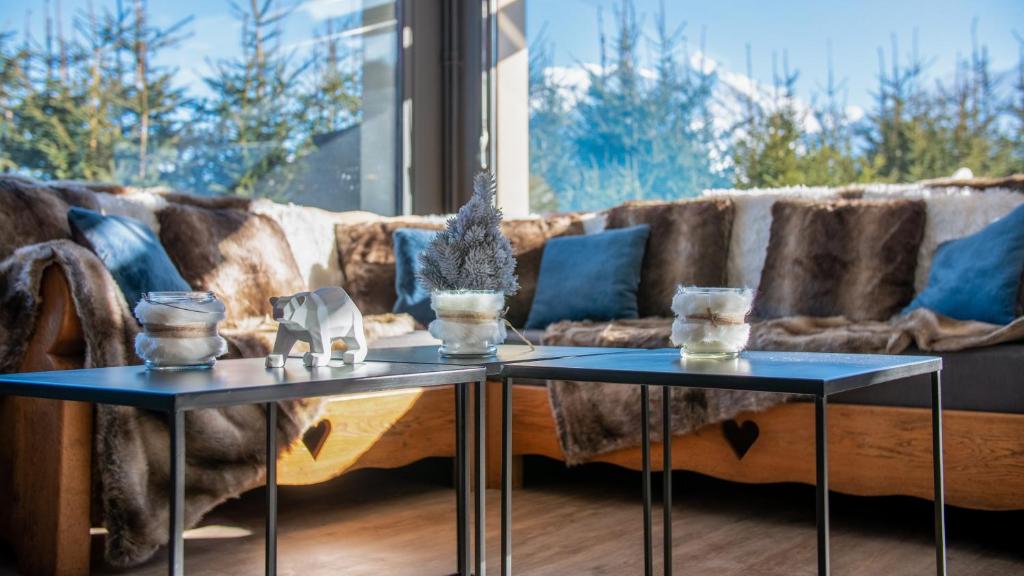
[836,344,1024,414]
[526,225,650,329]
[158,203,305,324]
[393,228,437,326]
[501,215,586,327]
[335,219,444,315]
[754,199,926,321]
[903,203,1024,325]
[607,198,734,317]
[68,207,190,313]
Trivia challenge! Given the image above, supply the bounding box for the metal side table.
[499,349,946,576]
[0,358,487,576]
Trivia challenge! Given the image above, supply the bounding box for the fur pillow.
[335,219,444,315]
[754,199,926,321]
[606,198,734,318]
[501,215,585,327]
[158,203,305,324]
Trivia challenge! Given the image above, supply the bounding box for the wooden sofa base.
[503,383,1024,511]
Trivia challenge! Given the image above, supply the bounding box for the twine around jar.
[144,323,219,338]
[434,308,535,351]
[684,307,747,327]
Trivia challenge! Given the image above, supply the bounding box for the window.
[0,0,400,214]
[526,0,1024,213]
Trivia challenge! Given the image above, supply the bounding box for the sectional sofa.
[1,175,1022,575]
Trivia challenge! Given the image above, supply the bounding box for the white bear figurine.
[265,287,367,368]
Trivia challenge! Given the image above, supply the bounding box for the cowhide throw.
[541,319,790,465]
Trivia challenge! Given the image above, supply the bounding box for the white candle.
[429,290,507,356]
[670,287,754,358]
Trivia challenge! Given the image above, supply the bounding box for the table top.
[364,345,636,376]
[0,358,486,411]
[501,349,942,396]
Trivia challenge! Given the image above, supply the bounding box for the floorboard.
[1,458,1020,575]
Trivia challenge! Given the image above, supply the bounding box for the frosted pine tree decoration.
[419,171,519,356]
[418,171,519,294]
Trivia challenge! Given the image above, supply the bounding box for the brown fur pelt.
[544,308,1024,463]
[157,202,306,325]
[335,218,445,314]
[541,318,790,464]
[95,394,324,568]
[754,198,926,322]
[0,240,138,372]
[606,198,735,318]
[0,175,97,261]
[750,308,1024,354]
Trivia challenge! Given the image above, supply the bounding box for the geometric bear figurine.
[265,286,367,368]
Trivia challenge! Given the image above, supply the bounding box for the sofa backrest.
[705,183,1024,294]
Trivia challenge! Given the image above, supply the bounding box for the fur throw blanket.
[542,309,1024,464]
[542,318,788,464]
[0,241,417,568]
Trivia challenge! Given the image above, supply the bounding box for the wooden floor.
[2,458,1021,575]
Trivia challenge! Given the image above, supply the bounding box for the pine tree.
[527,25,571,212]
[192,0,308,199]
[801,41,858,186]
[418,172,519,294]
[732,50,805,187]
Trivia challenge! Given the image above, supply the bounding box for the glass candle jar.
[670,287,754,359]
[134,291,228,370]
[428,290,507,357]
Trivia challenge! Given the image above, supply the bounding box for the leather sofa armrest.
[19,264,86,372]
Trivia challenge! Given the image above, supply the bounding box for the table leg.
[266,402,278,576]
[455,384,470,576]
[641,384,652,576]
[501,376,512,576]
[168,410,185,576]
[475,380,486,576]
[815,394,830,576]
[931,372,947,576]
[663,386,673,576]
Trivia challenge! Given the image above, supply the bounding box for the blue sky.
[1,0,390,96]
[528,0,1024,110]
[2,0,1022,110]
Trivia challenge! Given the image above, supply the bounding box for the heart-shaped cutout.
[721,419,759,460]
[302,419,332,460]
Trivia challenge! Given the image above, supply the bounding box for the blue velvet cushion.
[526,224,650,329]
[67,207,191,313]
[904,203,1024,325]
[393,227,438,326]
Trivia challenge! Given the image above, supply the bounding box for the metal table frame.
[499,350,946,576]
[0,359,488,576]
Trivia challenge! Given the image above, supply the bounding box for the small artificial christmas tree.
[418,171,519,294]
